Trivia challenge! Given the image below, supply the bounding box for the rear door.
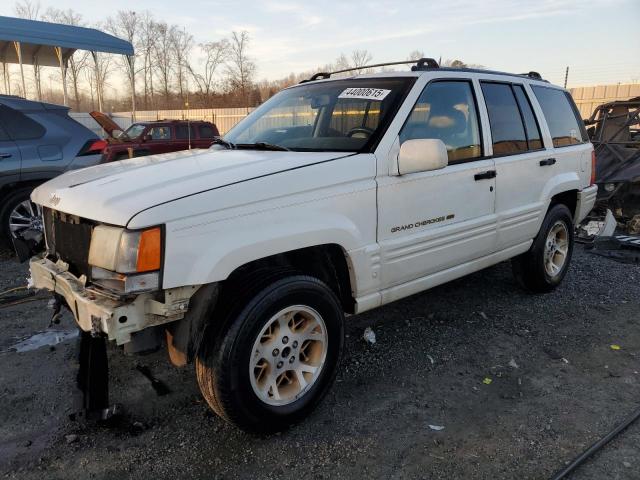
[195,123,218,148]
[478,81,551,249]
[0,121,21,182]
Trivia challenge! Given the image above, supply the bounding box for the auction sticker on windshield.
[338,87,391,101]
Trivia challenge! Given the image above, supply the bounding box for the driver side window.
[400,81,482,163]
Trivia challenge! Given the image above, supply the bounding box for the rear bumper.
[29,255,198,345]
[575,185,598,224]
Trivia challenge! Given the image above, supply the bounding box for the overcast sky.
[1,0,639,86]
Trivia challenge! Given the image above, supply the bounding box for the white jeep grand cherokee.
[29,58,597,432]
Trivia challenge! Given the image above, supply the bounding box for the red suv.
[91,112,220,162]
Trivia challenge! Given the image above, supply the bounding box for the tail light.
[590,150,597,186]
[78,139,107,156]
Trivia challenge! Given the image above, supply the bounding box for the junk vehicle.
[583,97,640,233]
[89,111,220,162]
[27,58,596,432]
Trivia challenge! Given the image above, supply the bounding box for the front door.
[377,80,497,291]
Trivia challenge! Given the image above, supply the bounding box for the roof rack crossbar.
[300,57,440,83]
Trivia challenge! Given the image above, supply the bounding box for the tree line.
[8,0,478,113]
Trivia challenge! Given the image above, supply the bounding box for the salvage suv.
[29,58,597,432]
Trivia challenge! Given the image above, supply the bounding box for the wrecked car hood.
[31,148,348,227]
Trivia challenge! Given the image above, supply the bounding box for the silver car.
[0,95,103,241]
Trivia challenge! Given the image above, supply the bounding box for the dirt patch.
[0,245,638,479]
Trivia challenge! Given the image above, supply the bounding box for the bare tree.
[407,50,425,61]
[138,12,157,109]
[171,28,194,105]
[43,8,88,110]
[14,0,40,19]
[106,11,141,113]
[13,1,41,99]
[226,31,256,108]
[334,53,350,71]
[91,51,112,111]
[190,40,228,98]
[153,21,176,104]
[351,49,373,72]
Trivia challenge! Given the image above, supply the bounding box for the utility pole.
[564,66,569,88]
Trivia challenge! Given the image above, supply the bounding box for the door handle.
[474,170,496,181]
[0,153,12,159]
[539,158,556,166]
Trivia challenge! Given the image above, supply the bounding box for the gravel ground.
[0,244,638,479]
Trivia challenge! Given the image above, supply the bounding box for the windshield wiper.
[236,142,291,152]
[212,137,236,149]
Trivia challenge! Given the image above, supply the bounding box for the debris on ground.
[508,358,519,369]
[611,344,621,351]
[428,424,445,431]
[483,377,493,385]
[65,434,79,444]
[363,327,376,345]
[585,235,640,264]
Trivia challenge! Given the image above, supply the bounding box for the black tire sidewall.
[214,276,344,430]
[0,188,34,240]
[532,204,574,288]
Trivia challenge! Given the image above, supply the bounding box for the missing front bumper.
[29,255,200,345]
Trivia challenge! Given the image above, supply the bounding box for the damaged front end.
[27,206,216,420]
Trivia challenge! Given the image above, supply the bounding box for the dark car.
[0,95,104,242]
[90,112,220,162]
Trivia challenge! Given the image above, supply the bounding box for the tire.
[196,274,344,433]
[512,203,574,293]
[0,187,41,242]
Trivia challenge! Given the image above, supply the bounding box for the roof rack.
[300,57,440,83]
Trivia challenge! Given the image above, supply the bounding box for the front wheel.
[195,275,344,433]
[0,188,42,242]
[512,203,574,293]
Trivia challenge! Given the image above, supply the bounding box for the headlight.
[88,225,162,294]
[604,183,616,192]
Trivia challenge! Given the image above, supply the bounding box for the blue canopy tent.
[0,15,134,113]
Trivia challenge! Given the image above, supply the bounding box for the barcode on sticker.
[338,87,391,101]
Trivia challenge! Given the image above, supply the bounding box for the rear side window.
[480,82,528,155]
[198,124,217,138]
[531,86,587,147]
[175,124,196,139]
[0,105,45,140]
[512,85,542,150]
[400,80,482,163]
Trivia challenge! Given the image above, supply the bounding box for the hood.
[31,148,349,227]
[89,111,123,138]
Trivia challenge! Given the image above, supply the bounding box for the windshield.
[224,78,415,152]
[121,123,146,139]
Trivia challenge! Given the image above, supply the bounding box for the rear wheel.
[512,203,574,293]
[195,274,344,433]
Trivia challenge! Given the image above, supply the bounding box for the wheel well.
[225,244,355,314]
[0,180,48,205]
[550,190,578,219]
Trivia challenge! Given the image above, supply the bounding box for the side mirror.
[142,134,152,143]
[397,139,448,175]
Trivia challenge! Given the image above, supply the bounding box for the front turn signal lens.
[136,227,162,272]
[590,150,597,186]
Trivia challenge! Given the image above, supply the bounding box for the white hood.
[32,148,347,227]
